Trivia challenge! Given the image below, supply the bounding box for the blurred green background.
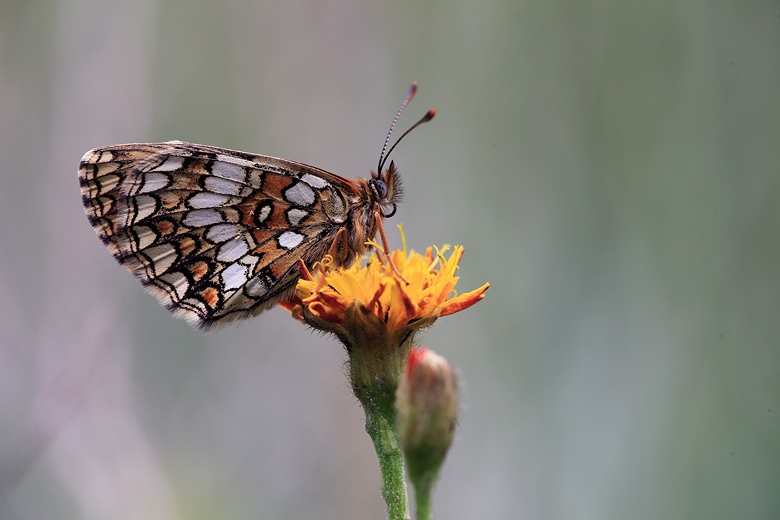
[1,1,779,519]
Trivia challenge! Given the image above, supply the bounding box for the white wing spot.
[240,254,258,272]
[278,231,304,249]
[301,173,330,189]
[284,182,315,206]
[189,192,231,209]
[183,209,223,227]
[154,156,185,172]
[212,161,246,182]
[221,263,248,290]
[217,237,249,262]
[140,172,170,193]
[287,208,308,225]
[206,223,239,243]
[134,195,158,222]
[256,204,271,223]
[205,176,242,196]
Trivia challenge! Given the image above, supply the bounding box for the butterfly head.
[369,161,402,218]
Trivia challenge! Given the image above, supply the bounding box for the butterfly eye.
[370,178,388,200]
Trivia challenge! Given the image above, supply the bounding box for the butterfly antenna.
[378,108,436,173]
[377,82,419,175]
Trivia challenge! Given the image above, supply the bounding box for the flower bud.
[396,347,459,493]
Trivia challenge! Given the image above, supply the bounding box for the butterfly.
[79,83,435,330]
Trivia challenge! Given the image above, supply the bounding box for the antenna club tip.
[407,82,418,99]
[426,108,436,120]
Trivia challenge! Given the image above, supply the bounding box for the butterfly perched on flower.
[78,84,434,330]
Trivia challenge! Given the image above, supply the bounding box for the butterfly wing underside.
[79,141,357,329]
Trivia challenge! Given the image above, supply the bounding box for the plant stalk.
[360,386,410,520]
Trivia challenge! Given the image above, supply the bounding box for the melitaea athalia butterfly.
[79,83,434,330]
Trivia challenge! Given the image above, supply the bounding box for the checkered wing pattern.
[79,141,359,329]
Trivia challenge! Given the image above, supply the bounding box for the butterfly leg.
[374,210,409,285]
[295,259,315,281]
[327,227,351,267]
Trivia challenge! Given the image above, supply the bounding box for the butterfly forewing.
[79,141,361,329]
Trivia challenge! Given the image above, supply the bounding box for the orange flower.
[279,240,489,337]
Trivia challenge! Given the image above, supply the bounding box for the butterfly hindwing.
[79,141,355,329]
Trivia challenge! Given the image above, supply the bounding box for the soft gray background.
[1,1,778,519]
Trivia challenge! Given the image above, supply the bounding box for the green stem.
[414,482,433,520]
[361,388,410,520]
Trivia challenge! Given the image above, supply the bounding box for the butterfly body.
[79,141,401,329]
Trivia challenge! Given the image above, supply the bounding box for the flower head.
[280,238,489,346]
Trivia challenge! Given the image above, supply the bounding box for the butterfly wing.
[79,141,358,329]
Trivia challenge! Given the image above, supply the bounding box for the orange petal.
[316,291,349,314]
[439,282,490,317]
[396,278,419,320]
[308,301,344,323]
